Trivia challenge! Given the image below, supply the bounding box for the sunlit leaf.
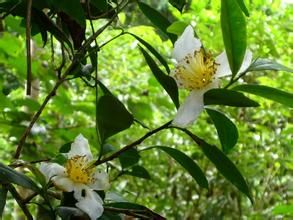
[150,146,208,188]
[221,0,247,77]
[233,84,293,108]
[272,204,293,215]
[167,21,188,36]
[138,2,176,43]
[206,109,238,153]
[248,58,293,72]
[204,89,259,107]
[97,95,134,142]
[0,163,39,192]
[139,46,179,108]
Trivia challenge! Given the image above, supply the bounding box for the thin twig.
[15,8,127,159]
[93,121,172,166]
[25,0,32,95]
[4,184,33,220]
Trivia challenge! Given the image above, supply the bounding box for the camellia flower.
[171,25,252,127]
[40,134,109,220]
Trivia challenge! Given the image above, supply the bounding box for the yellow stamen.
[173,49,218,90]
[65,156,95,184]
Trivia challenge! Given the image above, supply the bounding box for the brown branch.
[4,184,33,220]
[25,0,32,95]
[93,121,172,166]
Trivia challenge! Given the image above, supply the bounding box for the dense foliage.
[0,0,292,219]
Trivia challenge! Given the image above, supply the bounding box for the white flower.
[171,25,252,127]
[40,134,110,220]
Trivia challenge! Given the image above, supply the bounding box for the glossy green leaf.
[139,46,179,108]
[206,109,238,153]
[168,0,186,12]
[97,95,134,141]
[181,132,252,202]
[0,163,39,192]
[221,0,247,77]
[151,146,208,188]
[50,0,86,27]
[0,186,7,217]
[127,32,170,73]
[204,89,259,107]
[90,0,108,11]
[119,148,140,169]
[137,2,177,43]
[236,0,250,16]
[233,84,293,108]
[123,165,151,180]
[247,58,293,72]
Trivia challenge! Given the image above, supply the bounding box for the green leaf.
[97,95,134,141]
[182,132,252,202]
[90,0,108,11]
[13,98,41,112]
[118,148,140,169]
[168,0,187,12]
[139,46,179,108]
[233,84,293,108]
[0,186,8,217]
[151,146,208,188]
[235,0,250,17]
[50,0,86,27]
[127,32,170,73]
[204,89,259,107]
[221,0,247,77]
[167,21,188,36]
[34,9,73,52]
[123,165,151,180]
[137,2,176,43]
[272,204,293,215]
[104,202,165,219]
[0,163,39,192]
[206,109,238,153]
[247,58,293,72]
[59,142,72,153]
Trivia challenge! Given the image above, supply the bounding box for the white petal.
[172,90,205,127]
[172,81,219,128]
[73,184,87,201]
[68,134,93,159]
[238,50,253,73]
[90,171,110,191]
[39,162,66,181]
[215,51,232,77]
[215,50,253,77]
[75,189,104,220]
[53,176,75,192]
[172,25,202,61]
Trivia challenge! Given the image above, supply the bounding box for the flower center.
[65,156,95,184]
[172,49,218,90]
